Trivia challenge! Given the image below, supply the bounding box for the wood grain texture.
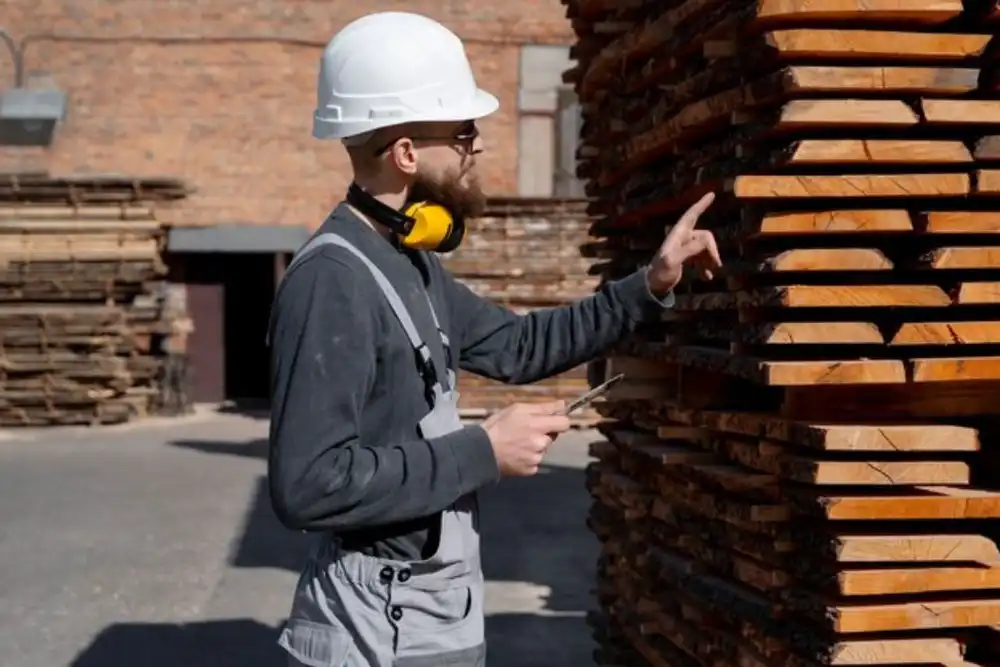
[571,0,1000,657]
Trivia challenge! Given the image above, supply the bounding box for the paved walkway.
[0,409,599,667]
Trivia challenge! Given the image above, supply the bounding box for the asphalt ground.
[0,408,601,667]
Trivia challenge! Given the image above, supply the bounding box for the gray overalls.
[275,233,486,667]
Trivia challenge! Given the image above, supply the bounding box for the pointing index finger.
[671,191,716,235]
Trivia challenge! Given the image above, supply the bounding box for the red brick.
[0,1,572,227]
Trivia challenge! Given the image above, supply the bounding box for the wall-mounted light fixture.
[0,29,68,147]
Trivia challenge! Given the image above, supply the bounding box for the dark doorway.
[167,253,278,404]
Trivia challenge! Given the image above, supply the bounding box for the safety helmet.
[312,12,500,142]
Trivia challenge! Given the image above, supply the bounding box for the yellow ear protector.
[346,183,466,253]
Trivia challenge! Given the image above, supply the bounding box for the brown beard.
[406,168,486,220]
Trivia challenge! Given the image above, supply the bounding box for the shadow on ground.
[69,619,285,667]
[170,437,314,572]
[68,615,590,667]
[215,399,271,420]
[477,459,598,666]
[94,436,599,666]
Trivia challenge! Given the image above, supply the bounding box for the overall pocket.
[393,583,484,659]
[395,584,475,631]
[278,618,355,667]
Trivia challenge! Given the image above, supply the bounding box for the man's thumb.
[523,400,566,415]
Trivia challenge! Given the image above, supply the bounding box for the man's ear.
[391,138,419,175]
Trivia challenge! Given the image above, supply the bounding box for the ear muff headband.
[346,182,465,253]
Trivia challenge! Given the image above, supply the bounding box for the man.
[267,11,721,667]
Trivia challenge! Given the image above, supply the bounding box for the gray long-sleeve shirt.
[267,203,672,560]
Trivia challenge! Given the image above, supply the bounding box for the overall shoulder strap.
[276,233,452,393]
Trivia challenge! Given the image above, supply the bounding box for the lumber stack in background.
[440,196,601,425]
[563,0,1000,664]
[0,174,193,426]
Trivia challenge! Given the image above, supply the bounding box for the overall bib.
[276,233,486,667]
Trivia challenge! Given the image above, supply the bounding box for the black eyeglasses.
[373,121,479,157]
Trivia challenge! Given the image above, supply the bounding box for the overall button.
[390,606,403,621]
[379,566,394,583]
[397,569,411,583]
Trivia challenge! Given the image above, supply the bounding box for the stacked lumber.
[0,174,193,426]
[0,173,188,203]
[440,197,600,424]
[564,0,1000,663]
[587,404,1000,667]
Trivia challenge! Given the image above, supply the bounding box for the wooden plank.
[729,173,970,199]
[750,249,893,272]
[671,410,981,451]
[718,439,971,485]
[606,356,677,379]
[838,566,1000,596]
[823,486,1000,520]
[892,322,1000,345]
[764,360,906,385]
[956,282,1000,304]
[923,211,1000,233]
[828,598,1000,633]
[770,99,921,128]
[776,65,982,94]
[657,425,711,441]
[734,322,885,344]
[756,0,981,24]
[922,99,1000,125]
[809,637,966,664]
[0,205,154,220]
[831,534,1000,563]
[911,357,1000,382]
[976,169,1000,194]
[675,347,908,385]
[781,139,972,164]
[923,247,1000,269]
[751,210,915,235]
[976,135,1000,160]
[780,381,1000,419]
[732,285,952,308]
[758,29,992,60]
[608,428,720,463]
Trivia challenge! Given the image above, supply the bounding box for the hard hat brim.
[459,88,501,121]
[314,89,501,141]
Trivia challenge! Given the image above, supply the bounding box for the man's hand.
[482,401,571,477]
[646,192,723,295]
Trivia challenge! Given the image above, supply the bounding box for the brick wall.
[0,1,573,227]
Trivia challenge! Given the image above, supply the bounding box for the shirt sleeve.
[442,264,675,384]
[267,254,500,532]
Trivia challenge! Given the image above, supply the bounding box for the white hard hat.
[312,12,500,142]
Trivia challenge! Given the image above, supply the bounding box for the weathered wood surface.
[579,116,1000,387]
[566,0,1000,661]
[0,176,194,425]
[0,174,189,203]
[588,412,1000,663]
